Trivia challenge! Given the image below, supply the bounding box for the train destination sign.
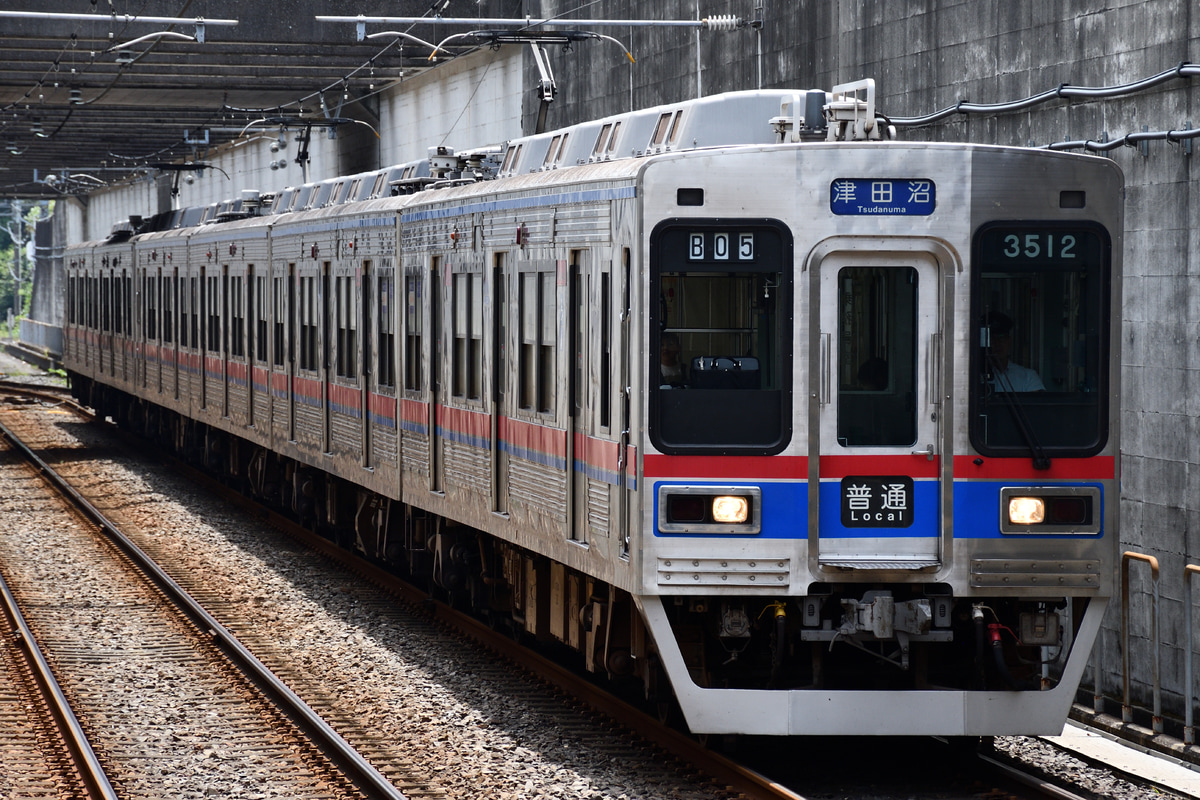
[830,178,936,216]
[841,475,915,528]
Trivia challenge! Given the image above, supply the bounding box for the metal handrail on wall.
[1184,564,1200,744]
[1121,551,1162,734]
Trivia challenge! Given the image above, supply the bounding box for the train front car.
[637,142,1121,736]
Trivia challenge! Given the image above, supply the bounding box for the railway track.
[0,565,112,799]
[0,402,415,799]
[0,382,1174,800]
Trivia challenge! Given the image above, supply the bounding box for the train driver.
[982,312,1045,392]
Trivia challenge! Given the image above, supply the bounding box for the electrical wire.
[1047,124,1200,152]
[891,61,1200,126]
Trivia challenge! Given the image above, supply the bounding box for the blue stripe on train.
[650,480,1105,539]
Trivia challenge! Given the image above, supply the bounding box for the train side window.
[519,273,535,409]
[452,273,467,397]
[162,273,174,344]
[100,275,110,332]
[299,275,318,371]
[145,274,158,340]
[118,272,124,334]
[570,250,586,421]
[404,272,423,391]
[378,271,396,389]
[518,268,556,414]
[230,274,245,358]
[111,275,120,335]
[180,278,189,348]
[335,274,357,379]
[649,221,793,455]
[450,270,483,400]
[970,223,1111,457]
[207,272,222,353]
[272,275,285,367]
[539,271,556,413]
[254,273,267,362]
[198,271,207,351]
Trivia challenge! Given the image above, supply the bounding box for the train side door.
[246,265,256,427]
[172,268,180,400]
[287,263,299,443]
[812,246,945,571]
[490,252,509,514]
[322,260,332,454]
[360,260,372,468]
[429,255,445,492]
[568,250,588,543]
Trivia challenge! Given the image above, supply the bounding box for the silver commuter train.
[63,82,1122,737]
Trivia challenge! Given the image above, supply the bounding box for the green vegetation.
[0,200,53,325]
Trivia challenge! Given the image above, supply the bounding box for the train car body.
[64,86,1122,737]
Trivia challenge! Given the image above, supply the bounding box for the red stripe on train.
[436,405,490,440]
[501,416,567,458]
[644,454,808,480]
[952,455,1116,481]
[819,454,940,479]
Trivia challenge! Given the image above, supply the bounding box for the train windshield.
[648,220,792,455]
[970,223,1111,457]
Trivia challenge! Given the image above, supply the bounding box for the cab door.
[812,244,946,571]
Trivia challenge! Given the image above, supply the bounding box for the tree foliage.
[0,201,51,326]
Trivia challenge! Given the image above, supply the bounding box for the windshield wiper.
[986,354,1051,470]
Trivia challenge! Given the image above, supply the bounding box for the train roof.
[83,82,1118,246]
[87,88,836,243]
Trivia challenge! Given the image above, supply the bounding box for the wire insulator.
[702,15,741,31]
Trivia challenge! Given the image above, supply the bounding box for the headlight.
[1008,496,1045,525]
[658,485,762,534]
[999,487,1100,534]
[712,495,749,523]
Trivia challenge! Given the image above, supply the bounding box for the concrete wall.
[71,49,524,241]
[28,215,60,327]
[379,49,524,163]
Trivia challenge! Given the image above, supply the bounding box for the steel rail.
[295,526,808,800]
[0,568,118,800]
[977,752,1093,800]
[0,415,407,800]
[151,444,806,800]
